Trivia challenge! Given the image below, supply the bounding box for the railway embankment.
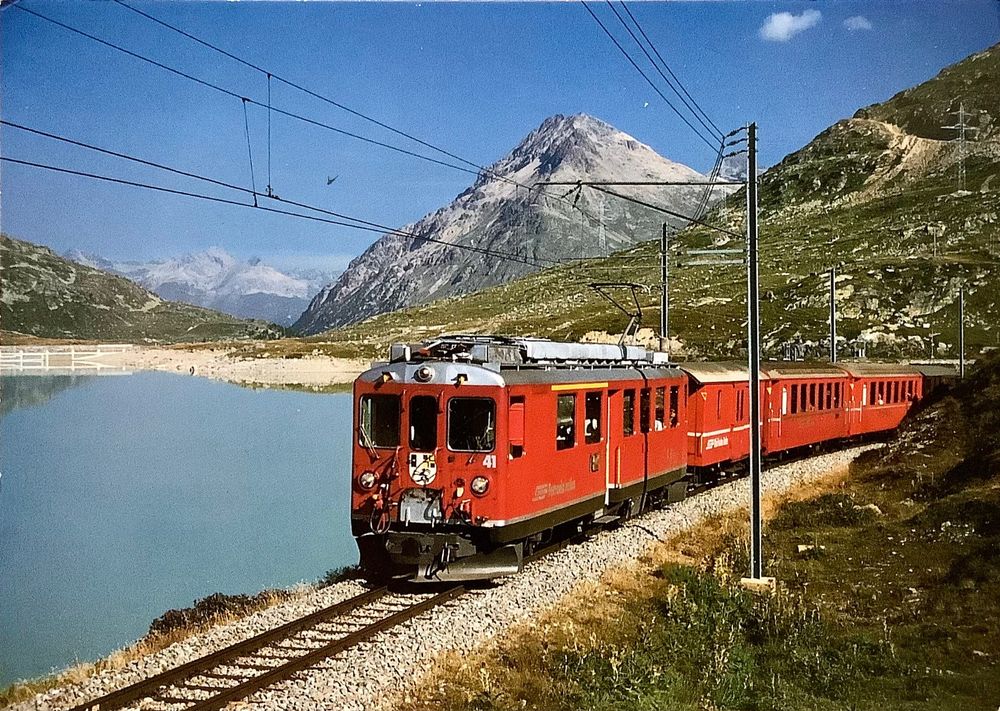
[8,447,875,711]
[401,354,1000,711]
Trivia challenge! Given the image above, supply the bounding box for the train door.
[606,389,621,501]
[581,389,606,489]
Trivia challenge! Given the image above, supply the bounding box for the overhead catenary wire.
[1,152,551,268]
[579,0,719,153]
[584,184,744,239]
[241,98,258,207]
[616,1,724,139]
[102,0,611,226]
[605,0,723,143]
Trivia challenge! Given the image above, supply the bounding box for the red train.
[350,336,953,581]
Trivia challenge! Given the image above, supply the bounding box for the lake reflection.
[0,372,355,687]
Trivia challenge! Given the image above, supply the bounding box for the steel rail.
[185,585,466,711]
[67,586,389,711]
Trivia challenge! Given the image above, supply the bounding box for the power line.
[1,154,551,268]
[605,0,722,142]
[95,0,611,226]
[617,1,723,139]
[13,3,492,180]
[585,184,744,239]
[579,0,719,153]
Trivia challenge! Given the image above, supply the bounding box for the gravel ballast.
[17,446,873,711]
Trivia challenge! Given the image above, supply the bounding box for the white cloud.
[843,15,874,31]
[759,9,822,42]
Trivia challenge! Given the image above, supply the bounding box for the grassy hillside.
[289,43,999,362]
[0,235,284,343]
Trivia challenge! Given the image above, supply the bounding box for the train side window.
[894,381,900,403]
[448,398,496,452]
[869,382,876,405]
[655,387,666,430]
[623,390,635,436]
[791,384,799,414]
[877,382,885,405]
[640,389,651,433]
[809,383,816,411]
[556,394,576,450]
[834,382,841,408]
[800,383,807,412]
[585,392,602,444]
[669,386,680,428]
[825,383,832,410]
[408,395,438,451]
[736,389,744,421]
[360,394,401,448]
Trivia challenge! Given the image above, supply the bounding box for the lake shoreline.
[99,345,368,388]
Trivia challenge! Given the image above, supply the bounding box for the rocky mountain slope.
[294,113,732,334]
[291,42,999,361]
[64,248,336,327]
[1,235,283,343]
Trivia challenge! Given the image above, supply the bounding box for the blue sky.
[2,1,997,272]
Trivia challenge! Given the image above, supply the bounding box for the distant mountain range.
[63,248,339,327]
[294,113,736,335]
[2,235,282,343]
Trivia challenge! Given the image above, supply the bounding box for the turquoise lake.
[0,371,356,687]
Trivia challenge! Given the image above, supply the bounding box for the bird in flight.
[327,175,339,185]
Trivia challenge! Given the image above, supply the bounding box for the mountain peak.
[294,113,727,335]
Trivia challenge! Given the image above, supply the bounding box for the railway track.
[63,447,855,711]
[68,585,465,711]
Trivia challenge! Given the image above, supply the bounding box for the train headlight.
[414,365,434,382]
[471,476,490,496]
[358,471,377,490]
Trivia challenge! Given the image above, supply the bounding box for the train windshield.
[409,395,438,451]
[448,397,496,452]
[359,394,401,448]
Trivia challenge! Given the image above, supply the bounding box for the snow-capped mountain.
[63,248,338,326]
[294,113,736,335]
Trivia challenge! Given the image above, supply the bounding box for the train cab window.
[556,394,576,450]
[585,392,602,444]
[409,395,438,451]
[640,389,651,433]
[448,398,495,452]
[656,387,667,430]
[360,394,401,448]
[623,390,635,436]
[669,386,680,428]
[791,384,799,414]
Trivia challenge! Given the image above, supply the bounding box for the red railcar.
[352,336,953,582]
[682,362,756,470]
[839,363,923,437]
[763,363,851,453]
[351,336,687,581]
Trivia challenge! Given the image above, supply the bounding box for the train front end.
[351,344,520,582]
